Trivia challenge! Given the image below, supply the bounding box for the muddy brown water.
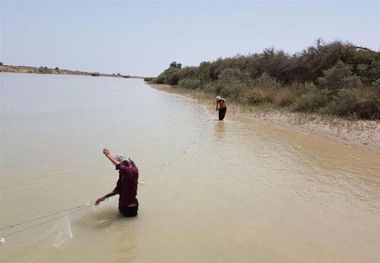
[1,73,379,262]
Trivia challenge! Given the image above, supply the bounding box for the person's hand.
[103,148,110,155]
[95,197,105,206]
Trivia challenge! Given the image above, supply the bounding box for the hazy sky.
[1,0,379,76]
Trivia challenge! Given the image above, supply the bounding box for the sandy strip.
[150,84,380,150]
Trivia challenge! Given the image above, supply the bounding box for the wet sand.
[150,84,380,150]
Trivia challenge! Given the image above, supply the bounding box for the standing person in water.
[95,148,139,217]
[216,96,227,121]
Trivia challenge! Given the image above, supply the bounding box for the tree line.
[147,40,380,120]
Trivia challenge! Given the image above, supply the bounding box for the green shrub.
[144,77,154,82]
[164,68,182,85]
[203,82,217,94]
[178,78,201,90]
[153,75,165,84]
[323,88,380,119]
[371,79,380,91]
[342,75,364,89]
[219,82,249,98]
[293,87,329,112]
[322,89,360,117]
[317,60,353,89]
[273,88,298,107]
[369,61,380,82]
[253,72,280,89]
[38,66,50,74]
[240,88,276,104]
[356,64,369,77]
[213,68,251,98]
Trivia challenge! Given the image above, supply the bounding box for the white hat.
[216,96,222,100]
[115,154,132,163]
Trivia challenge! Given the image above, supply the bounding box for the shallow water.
[1,73,379,262]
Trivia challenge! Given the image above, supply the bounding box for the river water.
[0,73,379,262]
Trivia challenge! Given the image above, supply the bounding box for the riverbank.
[0,64,144,79]
[150,83,380,150]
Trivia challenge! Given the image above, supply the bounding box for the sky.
[1,0,379,77]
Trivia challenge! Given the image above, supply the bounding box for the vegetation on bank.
[149,41,380,120]
[0,64,139,78]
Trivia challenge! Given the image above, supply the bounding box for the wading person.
[95,148,139,217]
[216,96,227,121]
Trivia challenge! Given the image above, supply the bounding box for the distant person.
[216,96,227,121]
[95,148,139,217]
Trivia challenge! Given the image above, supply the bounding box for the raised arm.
[103,148,121,166]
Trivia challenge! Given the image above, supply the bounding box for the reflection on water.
[0,73,379,262]
[213,120,226,142]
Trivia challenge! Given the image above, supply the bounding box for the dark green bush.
[371,79,380,91]
[211,68,251,98]
[322,88,380,119]
[342,76,364,89]
[38,66,50,74]
[178,78,201,90]
[293,86,329,112]
[356,64,369,78]
[144,77,154,82]
[154,75,165,84]
[317,60,353,90]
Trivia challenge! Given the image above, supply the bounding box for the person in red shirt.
[95,148,139,217]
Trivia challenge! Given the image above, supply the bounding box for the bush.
[240,88,276,104]
[164,68,182,85]
[203,82,217,94]
[293,87,329,112]
[341,75,364,89]
[369,61,380,82]
[144,77,154,82]
[273,88,298,107]
[253,72,280,89]
[178,78,201,90]
[356,64,369,77]
[152,41,380,119]
[213,68,251,98]
[241,74,290,105]
[38,66,50,74]
[317,60,353,89]
[371,79,380,91]
[219,82,249,98]
[323,88,380,119]
[154,63,183,85]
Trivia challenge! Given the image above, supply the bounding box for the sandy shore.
[150,84,380,150]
